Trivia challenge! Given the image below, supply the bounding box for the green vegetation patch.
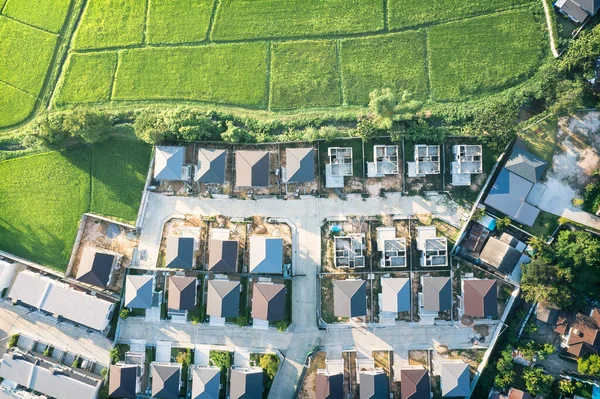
[520,117,558,162]
[0,83,36,128]
[113,43,269,107]
[91,138,151,223]
[3,0,71,33]
[211,0,384,41]
[0,17,57,94]
[74,0,146,50]
[0,149,91,271]
[55,52,117,105]
[428,10,545,102]
[270,40,341,109]
[146,0,213,44]
[340,31,428,105]
[388,0,534,29]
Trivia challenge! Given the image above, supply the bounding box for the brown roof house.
[421,277,451,314]
[333,279,367,318]
[562,308,600,358]
[206,279,241,320]
[462,279,497,318]
[207,239,238,273]
[167,276,197,317]
[401,369,430,399]
[251,282,286,323]
[235,150,270,187]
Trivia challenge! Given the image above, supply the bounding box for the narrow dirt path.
[541,0,560,58]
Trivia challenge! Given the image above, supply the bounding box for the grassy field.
[428,10,545,101]
[340,31,428,104]
[146,0,213,44]
[113,43,269,107]
[3,0,71,33]
[520,117,558,162]
[54,52,117,105]
[211,0,384,41]
[74,0,146,50]
[270,40,341,109]
[0,83,36,128]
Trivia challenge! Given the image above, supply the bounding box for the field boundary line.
[89,144,94,213]
[382,0,389,32]
[142,0,150,45]
[540,0,560,57]
[0,79,35,97]
[266,42,272,111]
[424,30,433,102]
[0,14,57,36]
[206,0,220,42]
[109,51,122,101]
[0,0,8,14]
[335,39,345,106]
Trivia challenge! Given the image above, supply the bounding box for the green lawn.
[112,43,269,107]
[270,40,341,109]
[54,52,117,105]
[428,10,545,102]
[520,117,558,162]
[340,31,428,104]
[74,0,146,50]
[3,0,71,33]
[146,0,213,44]
[0,82,36,128]
[211,0,384,41]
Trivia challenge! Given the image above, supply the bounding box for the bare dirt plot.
[157,217,204,268]
[320,218,370,274]
[298,351,327,399]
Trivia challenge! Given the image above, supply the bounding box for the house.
[441,362,470,397]
[230,368,263,399]
[416,226,447,267]
[206,279,241,318]
[154,146,188,181]
[235,150,270,187]
[190,366,220,399]
[283,147,314,183]
[252,282,286,322]
[75,247,116,288]
[167,276,197,313]
[207,239,238,273]
[562,308,600,358]
[556,0,600,23]
[401,369,430,399]
[407,145,440,177]
[381,277,410,313]
[150,363,181,399]
[484,139,547,226]
[0,348,103,399]
[109,351,146,399]
[367,145,399,177]
[8,270,114,331]
[498,388,532,399]
[249,236,283,274]
[536,302,561,325]
[462,279,497,318]
[479,235,528,275]
[315,372,343,399]
[165,236,195,269]
[0,259,17,291]
[359,371,388,399]
[0,387,45,398]
[325,147,353,188]
[124,275,154,309]
[195,148,226,184]
[333,279,367,318]
[451,145,482,186]
[421,276,451,313]
[334,234,365,269]
[376,227,406,267]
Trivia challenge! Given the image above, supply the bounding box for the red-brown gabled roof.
[463,279,497,318]
[566,309,600,358]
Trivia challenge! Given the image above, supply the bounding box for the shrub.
[43,346,54,357]
[209,350,231,371]
[63,110,112,144]
[221,121,252,143]
[276,320,289,332]
[234,315,249,327]
[7,334,19,348]
[578,354,600,376]
[119,308,130,319]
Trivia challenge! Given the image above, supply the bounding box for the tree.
[109,347,120,365]
[369,88,397,129]
[495,216,511,231]
[548,79,585,117]
[470,99,519,151]
[354,114,380,141]
[63,110,112,144]
[221,121,252,143]
[473,208,486,222]
[578,354,600,376]
[259,354,280,380]
[527,236,546,253]
[558,379,575,395]
[494,347,515,389]
[234,315,248,327]
[209,350,231,371]
[523,367,554,396]
[560,24,600,73]
[22,114,70,148]
[520,259,561,304]
[133,112,167,144]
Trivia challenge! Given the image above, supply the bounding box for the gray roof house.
[284,147,314,183]
[316,373,343,399]
[463,279,497,318]
[195,148,226,183]
[252,283,286,321]
[208,239,238,273]
[230,368,263,399]
[151,364,181,399]
[422,277,451,312]
[401,369,430,399]
[191,366,220,399]
[360,371,388,399]
[249,236,283,274]
[108,364,138,398]
[0,349,102,399]
[556,0,600,23]
[479,237,523,275]
[207,279,241,318]
[124,275,154,309]
[166,236,195,269]
[333,279,367,318]
[167,276,197,311]
[76,247,115,288]
[381,277,410,313]
[154,146,186,181]
[505,139,547,183]
[236,150,270,187]
[441,362,470,397]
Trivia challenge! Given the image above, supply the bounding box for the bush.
[63,110,112,144]
[209,350,231,371]
[578,354,600,376]
[7,334,19,349]
[235,315,249,327]
[276,320,289,332]
[119,308,130,319]
[43,346,54,357]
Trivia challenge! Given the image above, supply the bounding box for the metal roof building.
[249,236,283,274]
[195,148,226,183]
[333,279,367,318]
[154,146,186,181]
[284,147,314,183]
[235,150,270,187]
[252,283,286,321]
[206,279,241,318]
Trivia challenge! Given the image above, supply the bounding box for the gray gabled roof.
[208,239,238,273]
[480,237,522,275]
[124,275,154,309]
[230,369,263,399]
[381,277,410,313]
[333,280,367,318]
[167,276,197,311]
[249,236,283,274]
[109,364,137,398]
[154,146,185,181]
[151,364,180,399]
[195,149,226,183]
[252,283,286,321]
[401,369,430,399]
[484,168,540,227]
[505,139,546,183]
[562,0,591,21]
[360,372,388,399]
[286,148,314,182]
[576,0,600,13]
[166,236,194,269]
[207,280,240,318]
[441,362,470,397]
[316,373,343,399]
[463,279,497,318]
[236,150,270,187]
[76,247,114,288]
[191,367,220,399]
[422,277,451,312]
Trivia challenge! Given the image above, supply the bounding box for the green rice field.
[3,0,71,33]
[146,0,213,44]
[0,83,37,127]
